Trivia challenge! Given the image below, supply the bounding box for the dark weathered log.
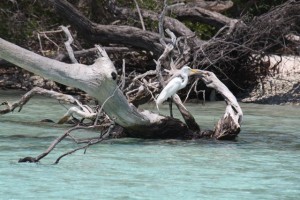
[107,1,203,48]
[171,5,237,28]
[55,47,134,61]
[173,95,200,132]
[185,0,234,12]
[125,116,194,139]
[47,0,168,55]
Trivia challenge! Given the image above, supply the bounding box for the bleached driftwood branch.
[196,70,243,139]
[0,87,77,114]
[57,107,96,124]
[60,25,78,63]
[0,86,97,124]
[0,37,150,128]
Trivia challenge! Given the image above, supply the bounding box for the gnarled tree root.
[214,115,240,140]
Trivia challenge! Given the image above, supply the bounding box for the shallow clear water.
[1,90,300,200]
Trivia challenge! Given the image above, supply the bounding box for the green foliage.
[230,0,287,17]
[144,18,159,32]
[138,0,161,11]
[115,0,133,7]
[116,0,162,12]
[0,0,62,46]
[111,0,162,31]
[183,21,216,40]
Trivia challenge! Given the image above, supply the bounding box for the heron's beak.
[190,69,206,77]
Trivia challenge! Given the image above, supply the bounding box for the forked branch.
[0,87,78,115]
[196,70,243,139]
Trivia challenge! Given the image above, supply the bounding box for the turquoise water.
[0,91,300,199]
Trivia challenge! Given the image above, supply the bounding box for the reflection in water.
[0,90,300,199]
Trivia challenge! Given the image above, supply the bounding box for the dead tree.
[0,0,248,163]
[0,0,298,163]
[1,0,298,138]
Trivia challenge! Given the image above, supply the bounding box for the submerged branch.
[18,124,116,163]
[0,87,78,115]
[19,125,80,163]
[54,123,115,164]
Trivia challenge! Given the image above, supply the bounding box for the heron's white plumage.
[156,66,192,110]
[156,77,184,104]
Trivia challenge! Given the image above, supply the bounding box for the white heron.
[156,66,199,111]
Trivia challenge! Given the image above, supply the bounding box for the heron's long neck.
[181,74,189,89]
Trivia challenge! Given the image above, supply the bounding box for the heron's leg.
[168,98,173,118]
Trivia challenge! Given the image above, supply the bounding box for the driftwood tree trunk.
[0,0,250,140]
[0,37,195,139]
[0,37,242,140]
[1,0,298,163]
[0,38,144,127]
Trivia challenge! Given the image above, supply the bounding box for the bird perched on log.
[156,66,199,111]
